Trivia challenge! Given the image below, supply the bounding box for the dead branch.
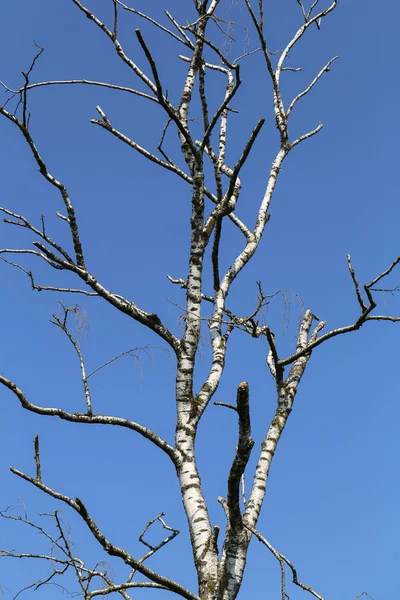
[0,256,98,295]
[51,303,93,415]
[116,1,191,48]
[8,466,198,600]
[0,376,177,461]
[138,512,179,557]
[247,525,325,600]
[1,78,158,102]
[0,508,170,599]
[286,56,339,116]
[279,256,400,368]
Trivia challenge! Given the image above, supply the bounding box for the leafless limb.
[245,0,339,151]
[200,67,241,154]
[0,207,73,264]
[282,67,302,73]
[233,47,262,63]
[347,254,367,311]
[138,513,180,554]
[117,1,192,48]
[370,286,400,293]
[197,60,224,291]
[279,256,400,367]
[244,0,288,146]
[214,117,265,212]
[0,93,180,351]
[275,2,339,86]
[8,464,198,600]
[0,506,175,599]
[296,0,322,28]
[0,248,65,270]
[181,24,236,71]
[53,510,87,596]
[1,508,87,598]
[134,29,197,153]
[286,56,339,116]
[191,139,251,238]
[247,525,325,600]
[367,255,400,288]
[89,581,166,598]
[86,345,164,379]
[91,105,192,181]
[265,327,281,380]
[167,276,305,344]
[21,43,44,127]
[0,108,85,269]
[0,78,159,102]
[165,10,195,49]
[214,401,237,411]
[366,315,400,322]
[296,0,309,22]
[157,118,173,163]
[90,101,248,239]
[50,303,93,415]
[290,123,323,148]
[70,0,157,94]
[0,375,176,460]
[0,256,96,295]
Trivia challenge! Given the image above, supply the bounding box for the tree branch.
[247,525,325,600]
[0,376,177,461]
[9,467,198,600]
[0,107,85,268]
[2,78,159,102]
[286,56,339,116]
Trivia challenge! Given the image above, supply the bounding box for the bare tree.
[0,1,395,599]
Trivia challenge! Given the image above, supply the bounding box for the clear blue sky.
[0,1,399,598]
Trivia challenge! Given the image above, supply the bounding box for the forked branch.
[0,505,182,599]
[9,465,198,600]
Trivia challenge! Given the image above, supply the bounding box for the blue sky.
[0,1,399,598]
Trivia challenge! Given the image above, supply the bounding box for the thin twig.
[8,467,199,600]
[247,525,325,600]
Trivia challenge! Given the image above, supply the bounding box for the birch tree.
[0,1,396,599]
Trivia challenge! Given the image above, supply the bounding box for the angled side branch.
[50,303,93,416]
[0,107,179,352]
[279,255,400,368]
[1,507,180,598]
[0,376,177,461]
[0,105,85,268]
[247,525,325,600]
[9,466,198,600]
